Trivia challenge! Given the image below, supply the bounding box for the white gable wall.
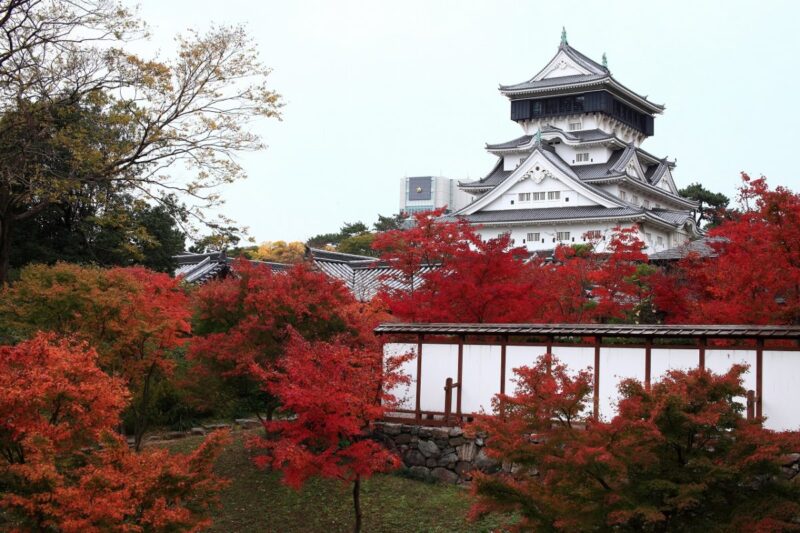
[484,173,598,212]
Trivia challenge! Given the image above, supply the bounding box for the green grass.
[163,432,507,533]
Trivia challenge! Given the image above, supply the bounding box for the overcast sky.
[139,0,799,243]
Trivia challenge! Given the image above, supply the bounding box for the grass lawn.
[164,431,508,533]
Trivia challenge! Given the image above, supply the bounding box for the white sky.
[139,0,800,243]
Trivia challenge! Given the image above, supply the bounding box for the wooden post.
[593,336,601,420]
[644,337,652,390]
[698,336,706,371]
[756,337,764,419]
[499,335,507,396]
[746,390,756,420]
[415,334,423,423]
[456,335,464,417]
[443,378,453,423]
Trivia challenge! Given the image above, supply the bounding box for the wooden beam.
[756,337,764,419]
[645,337,652,390]
[499,335,507,396]
[415,334,423,423]
[698,336,706,370]
[456,335,464,416]
[593,336,601,420]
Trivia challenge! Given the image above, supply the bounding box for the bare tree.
[0,1,282,281]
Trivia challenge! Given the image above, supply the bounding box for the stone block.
[408,466,430,480]
[449,427,464,437]
[475,449,498,472]
[383,423,402,436]
[431,467,459,484]
[426,457,438,468]
[395,433,412,445]
[418,439,440,457]
[431,428,450,440]
[449,437,466,447]
[404,450,426,467]
[190,427,207,436]
[438,452,458,466]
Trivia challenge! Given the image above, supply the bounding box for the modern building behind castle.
[444,30,700,254]
[399,176,472,215]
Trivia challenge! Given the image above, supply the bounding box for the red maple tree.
[471,354,800,531]
[374,211,654,324]
[0,333,230,532]
[248,331,410,533]
[189,260,386,420]
[654,174,800,325]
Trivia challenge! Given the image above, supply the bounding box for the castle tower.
[452,30,700,254]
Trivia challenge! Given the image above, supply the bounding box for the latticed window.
[548,191,561,200]
[557,231,570,241]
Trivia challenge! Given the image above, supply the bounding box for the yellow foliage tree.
[252,241,306,264]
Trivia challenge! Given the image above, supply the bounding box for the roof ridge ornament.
[560,26,568,46]
[534,129,542,145]
[602,52,608,68]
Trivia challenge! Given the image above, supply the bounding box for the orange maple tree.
[0,333,229,532]
[0,263,191,450]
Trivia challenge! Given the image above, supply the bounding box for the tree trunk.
[352,475,362,533]
[0,216,11,284]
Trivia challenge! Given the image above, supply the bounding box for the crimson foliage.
[471,355,800,532]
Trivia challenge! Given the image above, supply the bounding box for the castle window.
[645,232,652,243]
[568,122,582,131]
[644,200,651,208]
[518,192,531,202]
[527,232,540,242]
[532,192,546,201]
[576,153,590,162]
[632,194,639,204]
[585,229,602,240]
[548,191,561,200]
[656,236,664,247]
[620,191,627,201]
[557,231,570,241]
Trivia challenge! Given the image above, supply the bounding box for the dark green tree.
[373,212,408,232]
[10,191,186,275]
[680,182,730,228]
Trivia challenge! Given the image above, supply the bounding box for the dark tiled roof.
[501,73,607,92]
[486,135,533,150]
[175,255,230,284]
[448,206,644,224]
[649,237,726,261]
[305,247,377,264]
[568,129,614,142]
[375,322,800,339]
[499,44,664,113]
[486,128,613,151]
[648,209,692,226]
[459,158,513,189]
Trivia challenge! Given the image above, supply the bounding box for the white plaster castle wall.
[385,343,800,431]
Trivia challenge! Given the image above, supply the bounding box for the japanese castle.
[451,30,701,253]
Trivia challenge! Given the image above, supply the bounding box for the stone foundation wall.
[373,422,499,484]
[375,422,800,486]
